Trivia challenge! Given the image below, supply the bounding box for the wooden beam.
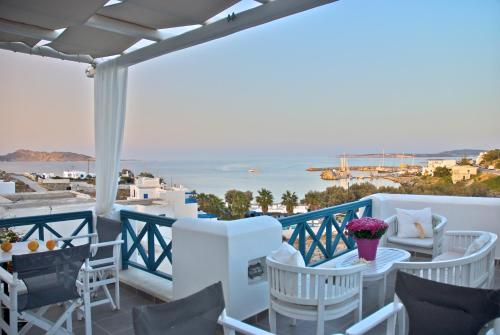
[114,0,338,67]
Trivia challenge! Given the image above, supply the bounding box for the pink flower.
[346,217,388,239]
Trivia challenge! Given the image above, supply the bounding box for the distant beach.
[0,156,457,198]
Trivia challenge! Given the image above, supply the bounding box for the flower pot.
[355,238,380,261]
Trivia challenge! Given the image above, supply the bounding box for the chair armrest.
[91,240,124,249]
[218,310,273,335]
[345,302,403,335]
[0,266,14,285]
[433,219,447,233]
[52,233,98,242]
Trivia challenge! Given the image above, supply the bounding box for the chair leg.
[10,308,18,335]
[316,312,325,335]
[268,307,277,334]
[84,293,92,335]
[290,318,296,327]
[114,267,120,310]
[65,302,73,333]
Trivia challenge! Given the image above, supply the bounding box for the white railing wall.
[367,193,500,258]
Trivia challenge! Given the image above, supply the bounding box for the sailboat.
[377,150,392,173]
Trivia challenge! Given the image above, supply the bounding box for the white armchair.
[266,256,365,335]
[382,213,447,258]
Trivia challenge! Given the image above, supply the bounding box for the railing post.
[325,216,332,258]
[121,216,129,270]
[148,221,155,271]
[299,223,306,258]
[38,223,44,241]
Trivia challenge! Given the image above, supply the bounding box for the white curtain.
[94,60,128,217]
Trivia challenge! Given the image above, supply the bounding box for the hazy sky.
[1,0,499,160]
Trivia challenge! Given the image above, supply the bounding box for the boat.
[248,168,257,173]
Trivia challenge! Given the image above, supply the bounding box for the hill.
[415,149,484,157]
[0,149,93,161]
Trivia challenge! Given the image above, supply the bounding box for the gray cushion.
[132,282,224,335]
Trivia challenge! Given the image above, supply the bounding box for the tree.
[457,157,471,166]
[302,191,323,211]
[225,190,252,218]
[138,171,155,178]
[433,167,451,178]
[196,193,226,218]
[483,149,500,165]
[281,191,298,215]
[256,188,273,214]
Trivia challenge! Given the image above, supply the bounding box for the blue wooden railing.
[120,210,175,280]
[0,211,94,248]
[278,199,372,266]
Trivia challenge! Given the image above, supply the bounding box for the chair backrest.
[395,271,500,335]
[132,281,224,335]
[266,256,364,306]
[93,216,122,261]
[13,243,90,311]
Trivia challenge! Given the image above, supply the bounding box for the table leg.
[378,275,387,307]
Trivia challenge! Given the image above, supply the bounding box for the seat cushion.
[270,242,305,267]
[433,251,464,262]
[396,208,433,238]
[387,236,433,249]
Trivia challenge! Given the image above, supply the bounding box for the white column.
[94,60,128,216]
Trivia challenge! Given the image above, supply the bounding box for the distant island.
[339,149,485,159]
[0,149,93,162]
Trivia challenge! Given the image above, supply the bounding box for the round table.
[319,247,410,307]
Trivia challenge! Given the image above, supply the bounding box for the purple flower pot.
[355,238,380,261]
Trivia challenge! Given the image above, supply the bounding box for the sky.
[0,0,499,160]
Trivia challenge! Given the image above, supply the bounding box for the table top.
[318,247,411,280]
[0,241,52,263]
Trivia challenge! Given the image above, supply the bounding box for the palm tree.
[256,188,273,214]
[303,191,323,211]
[281,190,298,215]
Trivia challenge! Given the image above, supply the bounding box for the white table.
[319,247,410,307]
[0,241,52,263]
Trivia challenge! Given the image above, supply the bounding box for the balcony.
[0,193,499,334]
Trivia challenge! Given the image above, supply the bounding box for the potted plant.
[346,217,388,261]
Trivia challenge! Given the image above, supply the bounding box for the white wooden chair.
[394,231,497,288]
[266,256,365,335]
[382,214,447,258]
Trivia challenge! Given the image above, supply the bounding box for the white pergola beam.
[115,0,338,67]
[0,42,94,63]
[0,18,60,41]
[84,15,165,42]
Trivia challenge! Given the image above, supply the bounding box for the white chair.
[394,231,497,289]
[266,256,365,335]
[382,213,447,258]
[0,245,92,335]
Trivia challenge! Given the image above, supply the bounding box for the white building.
[422,159,457,176]
[128,177,198,218]
[62,170,95,179]
[476,152,488,165]
[451,165,478,184]
[0,181,15,194]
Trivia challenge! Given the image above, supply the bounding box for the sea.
[0,156,455,199]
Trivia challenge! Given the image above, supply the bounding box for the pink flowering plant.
[346,217,388,240]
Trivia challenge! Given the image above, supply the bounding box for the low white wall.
[367,193,500,258]
[0,181,15,194]
[172,216,282,320]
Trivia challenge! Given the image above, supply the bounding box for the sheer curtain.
[94,60,128,217]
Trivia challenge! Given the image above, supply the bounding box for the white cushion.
[387,236,433,249]
[433,251,464,262]
[464,233,490,256]
[270,242,305,267]
[396,208,433,238]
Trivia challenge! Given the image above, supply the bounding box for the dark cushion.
[396,271,500,335]
[132,282,224,335]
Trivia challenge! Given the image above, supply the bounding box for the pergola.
[0,0,336,216]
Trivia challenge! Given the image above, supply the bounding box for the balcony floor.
[25,265,500,335]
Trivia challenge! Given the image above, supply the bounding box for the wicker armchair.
[381,214,447,258]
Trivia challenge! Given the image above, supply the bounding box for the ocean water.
[0,156,446,198]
